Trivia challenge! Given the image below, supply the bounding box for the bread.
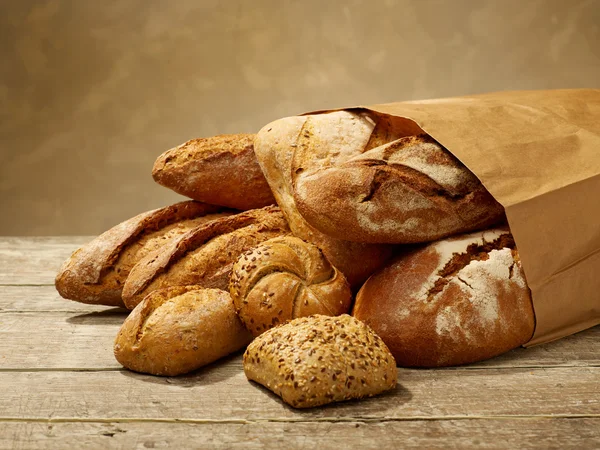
[254,113,393,289]
[152,134,276,210]
[294,132,505,244]
[244,314,397,408]
[121,206,290,309]
[229,236,352,336]
[114,286,252,376]
[353,227,535,367]
[55,201,231,307]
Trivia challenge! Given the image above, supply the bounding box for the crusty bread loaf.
[114,286,252,376]
[55,201,231,307]
[152,134,276,210]
[254,113,393,289]
[353,227,535,367]
[244,314,397,408]
[294,133,505,244]
[122,206,290,309]
[229,236,352,336]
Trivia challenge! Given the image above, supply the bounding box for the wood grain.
[0,237,91,285]
[0,285,112,312]
[1,418,599,450]
[1,366,599,420]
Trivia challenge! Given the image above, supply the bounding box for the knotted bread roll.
[229,236,352,336]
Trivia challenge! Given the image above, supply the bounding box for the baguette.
[152,134,276,210]
[122,205,290,309]
[55,201,230,307]
[114,286,252,376]
[353,227,535,367]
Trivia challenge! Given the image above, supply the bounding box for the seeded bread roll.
[229,236,352,336]
[254,112,393,289]
[294,133,505,244]
[152,134,276,210]
[55,201,231,307]
[244,314,397,408]
[114,286,252,376]
[122,206,290,309]
[353,227,535,367]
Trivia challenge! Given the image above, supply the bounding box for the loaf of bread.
[353,227,535,367]
[114,286,252,376]
[229,236,352,336]
[152,134,276,210]
[244,314,397,408]
[294,131,505,244]
[55,201,231,307]
[121,206,290,309]
[254,114,393,289]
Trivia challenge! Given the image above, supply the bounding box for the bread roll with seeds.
[114,286,252,376]
[244,314,397,408]
[293,130,505,244]
[254,111,393,289]
[122,206,290,309]
[152,134,276,210]
[353,227,535,367]
[55,201,231,307]
[229,236,352,336]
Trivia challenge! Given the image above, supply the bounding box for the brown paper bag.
[345,89,600,346]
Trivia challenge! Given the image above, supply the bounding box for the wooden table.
[1,237,599,449]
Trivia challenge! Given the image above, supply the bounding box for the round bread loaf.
[114,286,252,376]
[353,227,535,367]
[229,236,352,336]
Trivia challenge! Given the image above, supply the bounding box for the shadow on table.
[118,350,244,387]
[66,307,129,325]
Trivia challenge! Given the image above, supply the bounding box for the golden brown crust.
[55,201,231,307]
[114,286,252,376]
[243,314,397,408]
[152,134,276,210]
[229,236,352,336]
[121,206,290,309]
[353,227,535,367]
[293,131,506,244]
[254,113,393,289]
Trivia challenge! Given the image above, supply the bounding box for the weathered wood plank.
[0,285,114,312]
[0,237,91,285]
[1,418,599,450]
[0,306,599,370]
[1,367,598,420]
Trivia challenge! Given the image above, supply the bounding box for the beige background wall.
[1,0,599,235]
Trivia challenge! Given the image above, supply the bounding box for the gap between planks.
[2,414,600,425]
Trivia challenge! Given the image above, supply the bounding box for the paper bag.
[348,89,599,346]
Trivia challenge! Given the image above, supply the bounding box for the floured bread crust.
[244,314,397,408]
[114,286,252,376]
[152,134,276,210]
[294,132,505,244]
[121,206,290,309]
[353,227,535,367]
[229,236,352,336]
[55,201,231,307]
[254,112,393,289]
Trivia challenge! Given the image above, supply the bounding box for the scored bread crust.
[121,206,290,309]
[294,133,505,244]
[152,134,276,210]
[229,236,352,336]
[243,314,397,408]
[114,286,252,376]
[55,201,231,307]
[353,227,535,367]
[254,112,393,289]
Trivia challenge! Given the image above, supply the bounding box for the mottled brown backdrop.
[1,0,599,235]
